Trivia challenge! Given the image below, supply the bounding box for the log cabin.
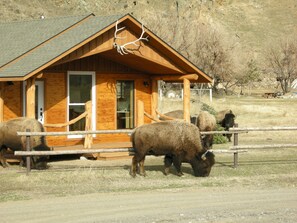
[0,13,212,159]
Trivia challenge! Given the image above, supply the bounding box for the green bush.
[200,102,217,116]
[213,124,228,144]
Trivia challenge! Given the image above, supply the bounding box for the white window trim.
[67,71,96,138]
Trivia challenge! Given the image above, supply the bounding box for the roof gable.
[0,14,212,83]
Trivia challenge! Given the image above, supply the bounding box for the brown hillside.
[1,0,296,70]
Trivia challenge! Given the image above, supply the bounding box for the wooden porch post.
[183,78,191,123]
[84,101,93,149]
[151,79,158,121]
[137,100,144,127]
[0,82,4,122]
[26,77,36,119]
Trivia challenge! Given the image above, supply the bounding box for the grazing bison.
[197,111,216,149]
[216,110,235,142]
[160,110,216,149]
[130,120,215,177]
[159,110,184,120]
[0,118,50,169]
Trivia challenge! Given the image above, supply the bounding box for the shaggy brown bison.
[0,118,50,169]
[160,110,216,149]
[130,120,215,177]
[216,110,235,142]
[159,110,184,120]
[197,111,216,149]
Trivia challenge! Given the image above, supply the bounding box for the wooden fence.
[15,126,297,175]
[229,126,297,168]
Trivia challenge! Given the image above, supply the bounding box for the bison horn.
[201,150,209,160]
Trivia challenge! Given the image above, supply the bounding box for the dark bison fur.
[0,118,50,169]
[216,110,235,142]
[130,120,215,177]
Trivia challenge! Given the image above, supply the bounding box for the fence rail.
[230,144,297,150]
[17,129,133,136]
[15,148,135,156]
[15,125,297,175]
[230,126,297,131]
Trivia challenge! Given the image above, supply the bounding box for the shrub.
[213,124,228,144]
[200,102,217,116]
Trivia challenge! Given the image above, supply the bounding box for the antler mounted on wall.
[113,20,149,55]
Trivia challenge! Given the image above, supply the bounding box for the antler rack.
[113,20,149,55]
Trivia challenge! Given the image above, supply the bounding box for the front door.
[116,80,134,129]
[23,80,44,123]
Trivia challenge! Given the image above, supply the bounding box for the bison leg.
[172,156,183,177]
[164,154,173,175]
[0,155,9,168]
[138,157,146,176]
[226,133,232,142]
[130,156,138,177]
[0,147,9,168]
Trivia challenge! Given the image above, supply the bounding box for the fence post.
[26,129,31,175]
[233,123,239,168]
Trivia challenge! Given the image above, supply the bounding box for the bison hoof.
[164,168,170,176]
[176,172,184,177]
[1,162,9,168]
[130,172,136,178]
[129,170,137,178]
[139,172,146,177]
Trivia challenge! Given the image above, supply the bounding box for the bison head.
[31,144,50,170]
[31,155,49,170]
[222,112,235,130]
[192,151,215,177]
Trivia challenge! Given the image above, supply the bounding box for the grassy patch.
[1,95,297,202]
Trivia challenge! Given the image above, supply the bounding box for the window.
[68,72,95,136]
[116,81,134,129]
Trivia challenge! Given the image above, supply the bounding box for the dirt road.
[1,187,296,223]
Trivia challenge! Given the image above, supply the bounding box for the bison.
[197,111,216,150]
[216,110,235,142]
[160,110,216,149]
[0,118,50,169]
[130,120,215,177]
[159,110,184,120]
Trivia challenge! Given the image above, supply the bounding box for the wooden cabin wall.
[44,55,152,146]
[3,82,22,120]
[43,72,70,146]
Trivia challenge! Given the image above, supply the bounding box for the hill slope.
[1,0,296,68]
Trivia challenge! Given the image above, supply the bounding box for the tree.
[146,10,237,94]
[237,59,262,95]
[265,39,297,94]
[191,26,235,94]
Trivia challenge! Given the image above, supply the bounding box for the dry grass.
[1,95,297,202]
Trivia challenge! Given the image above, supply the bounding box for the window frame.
[67,71,96,138]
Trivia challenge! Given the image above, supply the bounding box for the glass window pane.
[117,81,134,129]
[69,105,85,131]
[69,75,92,103]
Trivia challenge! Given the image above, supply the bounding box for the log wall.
[3,82,22,120]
